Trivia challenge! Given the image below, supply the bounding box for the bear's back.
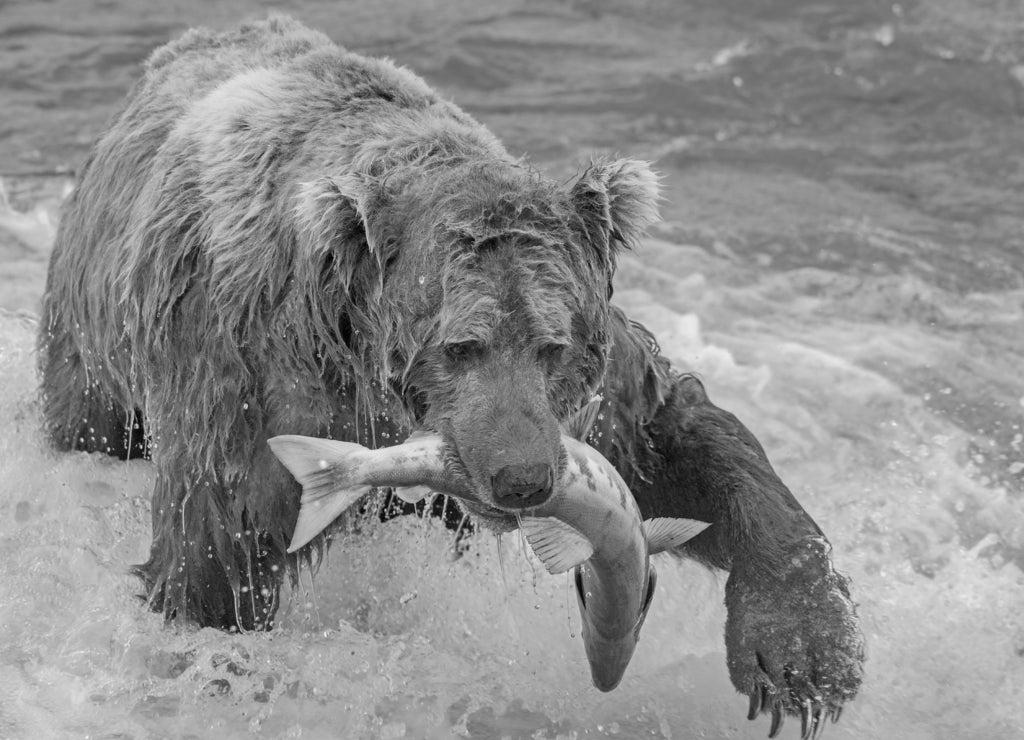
[48,14,498,322]
[43,14,510,412]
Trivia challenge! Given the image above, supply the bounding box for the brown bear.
[38,15,862,736]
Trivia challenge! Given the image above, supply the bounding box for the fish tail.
[267,435,372,552]
[268,435,368,497]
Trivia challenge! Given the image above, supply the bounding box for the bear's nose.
[492,462,553,508]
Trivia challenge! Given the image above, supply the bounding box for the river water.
[1,0,1023,738]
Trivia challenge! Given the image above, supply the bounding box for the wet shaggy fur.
[39,15,863,731]
[39,14,659,630]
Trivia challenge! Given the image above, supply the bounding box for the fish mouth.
[590,661,631,692]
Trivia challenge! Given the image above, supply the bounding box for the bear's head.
[296,157,659,514]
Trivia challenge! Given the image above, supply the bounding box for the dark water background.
[1,1,1023,738]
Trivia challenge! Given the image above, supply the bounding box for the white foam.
[1,213,1023,736]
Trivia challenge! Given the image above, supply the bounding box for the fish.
[267,432,710,692]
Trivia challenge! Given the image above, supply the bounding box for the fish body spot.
[575,458,598,492]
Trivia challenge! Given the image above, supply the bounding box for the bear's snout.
[491,462,553,508]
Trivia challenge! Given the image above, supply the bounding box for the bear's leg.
[613,375,864,737]
[134,442,296,631]
[38,309,147,459]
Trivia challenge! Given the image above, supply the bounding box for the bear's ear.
[569,158,661,253]
[294,174,385,257]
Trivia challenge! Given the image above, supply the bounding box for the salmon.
[268,433,709,691]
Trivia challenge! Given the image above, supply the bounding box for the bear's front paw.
[725,537,864,739]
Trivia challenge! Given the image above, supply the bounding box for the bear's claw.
[748,685,834,739]
[727,537,864,738]
[746,683,763,720]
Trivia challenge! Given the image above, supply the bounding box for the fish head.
[575,563,658,692]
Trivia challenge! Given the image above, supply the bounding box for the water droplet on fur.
[318,459,328,469]
[417,275,425,285]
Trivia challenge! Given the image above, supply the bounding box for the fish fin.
[288,484,371,553]
[393,484,432,503]
[267,435,371,552]
[644,517,710,554]
[633,564,658,639]
[574,565,586,607]
[520,516,594,574]
[560,394,604,441]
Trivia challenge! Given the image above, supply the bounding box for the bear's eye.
[444,340,484,363]
[538,343,566,368]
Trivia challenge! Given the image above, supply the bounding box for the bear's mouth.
[439,424,560,516]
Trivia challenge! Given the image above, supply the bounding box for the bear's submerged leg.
[133,443,297,632]
[592,312,864,736]
[134,476,284,634]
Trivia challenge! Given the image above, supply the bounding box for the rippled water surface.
[1,1,1023,738]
